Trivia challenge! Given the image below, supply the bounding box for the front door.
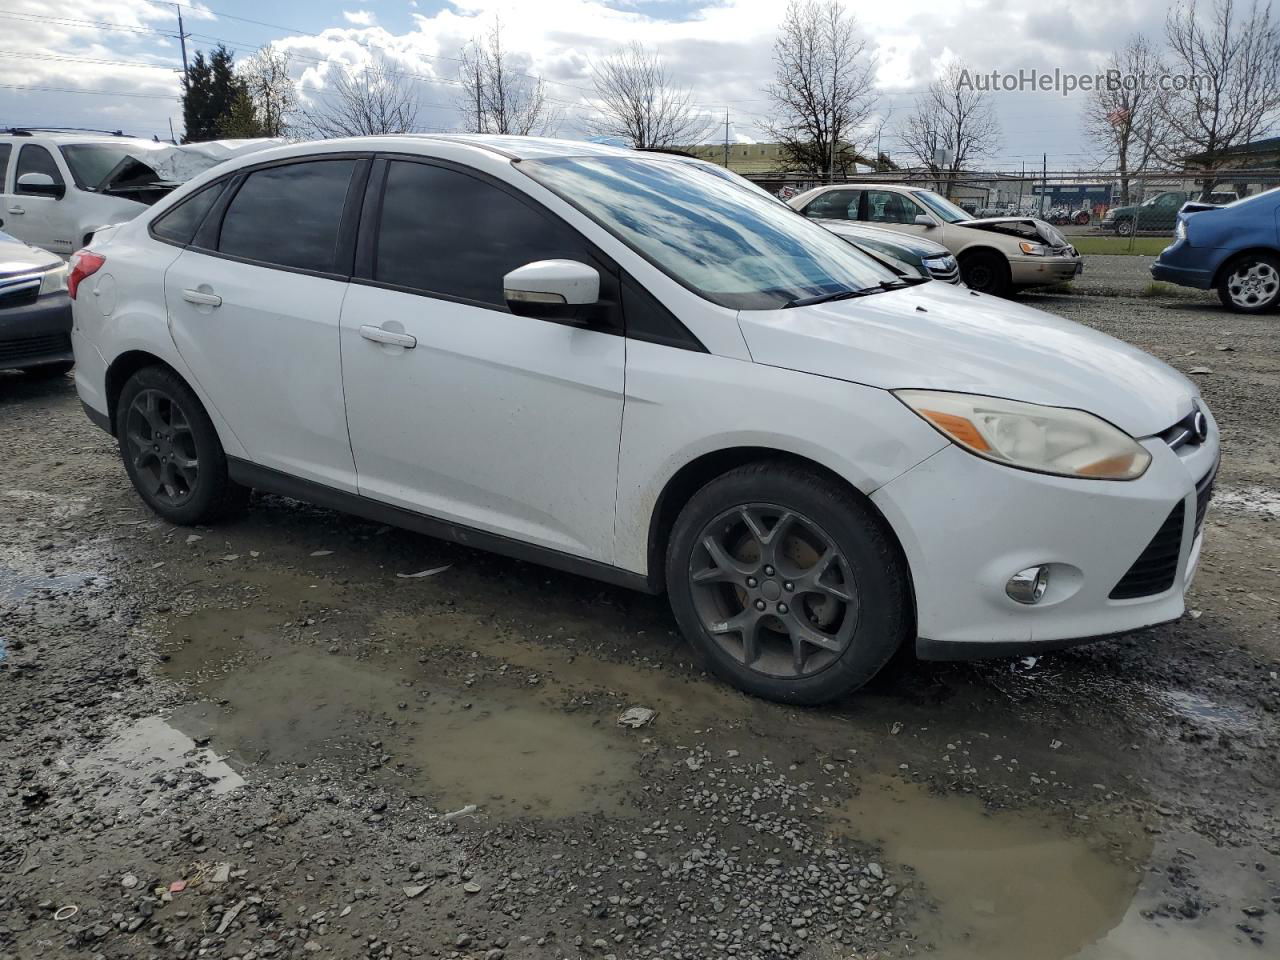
[339,158,625,563]
[862,189,934,238]
[4,144,68,252]
[165,157,364,491]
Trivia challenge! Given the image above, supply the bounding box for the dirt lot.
[1,273,1277,960]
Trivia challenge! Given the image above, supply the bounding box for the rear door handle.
[359,325,416,349]
[182,288,222,307]
[6,206,23,215]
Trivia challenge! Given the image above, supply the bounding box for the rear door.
[339,157,625,562]
[164,156,368,491]
[861,189,933,237]
[799,188,861,221]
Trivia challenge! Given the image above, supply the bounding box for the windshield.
[520,155,895,310]
[912,190,971,223]
[59,143,158,191]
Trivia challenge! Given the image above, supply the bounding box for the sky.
[0,0,1198,170]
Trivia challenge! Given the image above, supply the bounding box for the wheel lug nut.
[754,599,766,611]
[763,565,775,576]
[777,603,789,614]
[746,577,758,588]
[784,581,794,591]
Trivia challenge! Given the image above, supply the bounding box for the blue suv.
[1151,189,1280,313]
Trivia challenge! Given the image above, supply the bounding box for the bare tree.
[587,42,703,148]
[240,46,297,138]
[455,19,558,136]
[304,60,420,138]
[1083,35,1172,205]
[899,60,1001,197]
[1163,0,1280,197]
[764,0,877,176]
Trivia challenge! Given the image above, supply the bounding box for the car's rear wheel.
[22,360,74,379]
[960,250,1011,296]
[115,366,249,525]
[665,462,910,704]
[1217,254,1280,313]
[1114,219,1134,237]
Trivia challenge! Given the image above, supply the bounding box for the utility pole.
[1039,153,1047,218]
[723,109,730,169]
[175,4,191,90]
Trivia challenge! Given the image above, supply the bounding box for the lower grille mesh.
[1110,501,1185,600]
[0,332,72,364]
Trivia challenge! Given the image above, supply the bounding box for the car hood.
[0,232,61,278]
[958,217,1071,247]
[737,281,1195,437]
[818,221,951,258]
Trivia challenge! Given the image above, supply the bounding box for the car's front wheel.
[115,366,249,524]
[665,462,910,705]
[959,250,1011,296]
[1217,254,1280,314]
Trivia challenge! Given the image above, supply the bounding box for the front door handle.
[6,206,24,215]
[182,288,222,307]
[359,325,416,349]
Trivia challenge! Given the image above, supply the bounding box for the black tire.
[1114,219,1134,237]
[1216,253,1280,314]
[665,462,911,705]
[22,360,74,379]
[115,365,249,525]
[959,250,1011,296]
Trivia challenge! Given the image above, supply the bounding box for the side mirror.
[503,259,599,322]
[913,214,936,227]
[17,172,64,199]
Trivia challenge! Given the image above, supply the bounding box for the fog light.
[1006,565,1050,604]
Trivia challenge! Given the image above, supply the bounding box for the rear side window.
[802,189,860,220]
[217,160,355,273]
[151,183,225,246]
[373,160,591,306]
[0,144,11,190]
[15,145,65,193]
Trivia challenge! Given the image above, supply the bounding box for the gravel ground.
[1,272,1277,960]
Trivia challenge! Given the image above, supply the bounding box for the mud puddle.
[0,565,101,601]
[835,775,1148,960]
[1212,484,1280,519]
[157,613,638,818]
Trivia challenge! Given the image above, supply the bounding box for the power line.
[0,82,180,100]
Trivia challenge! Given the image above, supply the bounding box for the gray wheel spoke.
[695,534,754,584]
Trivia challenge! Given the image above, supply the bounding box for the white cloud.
[0,0,1201,164]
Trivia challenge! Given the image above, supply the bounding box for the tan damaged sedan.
[789,184,1083,297]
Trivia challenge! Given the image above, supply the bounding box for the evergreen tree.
[218,91,267,139]
[181,45,248,142]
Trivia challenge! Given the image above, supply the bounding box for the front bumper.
[871,408,1219,659]
[1009,255,1083,286]
[1150,238,1217,289]
[0,292,73,371]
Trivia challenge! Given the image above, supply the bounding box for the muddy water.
[834,776,1149,960]
[157,613,637,818]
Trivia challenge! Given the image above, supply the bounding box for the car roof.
[1,130,160,147]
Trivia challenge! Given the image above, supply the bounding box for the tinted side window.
[217,160,355,273]
[864,190,922,225]
[803,189,859,220]
[151,183,225,246]
[15,145,65,192]
[374,161,590,307]
[0,144,10,191]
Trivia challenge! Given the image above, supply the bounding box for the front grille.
[1110,501,1185,599]
[929,263,961,284]
[0,332,71,365]
[0,275,40,309]
[1160,407,1206,451]
[1195,465,1216,537]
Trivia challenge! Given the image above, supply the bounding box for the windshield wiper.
[784,276,928,308]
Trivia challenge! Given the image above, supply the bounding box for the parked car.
[817,220,961,283]
[1150,189,1280,313]
[70,135,1217,705]
[0,129,280,255]
[1101,191,1189,236]
[0,229,72,376]
[787,183,1082,296]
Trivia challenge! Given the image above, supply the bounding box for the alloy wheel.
[687,503,859,679]
[125,388,199,507]
[1226,261,1279,310]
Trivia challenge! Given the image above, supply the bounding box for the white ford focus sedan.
[68,135,1218,704]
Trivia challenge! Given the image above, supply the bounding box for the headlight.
[894,390,1152,480]
[1018,241,1047,256]
[39,263,69,296]
[922,255,956,273]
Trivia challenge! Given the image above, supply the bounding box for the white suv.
[69,135,1218,704]
[0,129,171,256]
